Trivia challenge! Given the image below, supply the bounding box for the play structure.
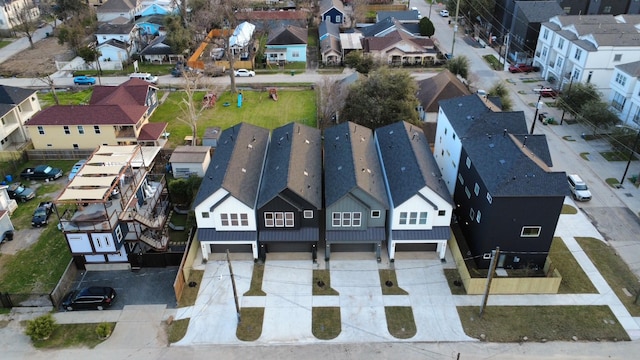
[269,88,278,101]
[202,93,217,108]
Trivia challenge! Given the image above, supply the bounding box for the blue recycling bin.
[5,174,12,183]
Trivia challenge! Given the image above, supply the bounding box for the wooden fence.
[174,228,200,302]
[448,236,562,295]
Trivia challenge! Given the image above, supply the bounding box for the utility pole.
[226,249,241,323]
[450,0,462,58]
[479,247,499,318]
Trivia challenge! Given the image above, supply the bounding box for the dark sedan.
[20,165,63,181]
[6,182,35,202]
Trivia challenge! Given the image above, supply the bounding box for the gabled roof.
[416,70,471,112]
[439,95,528,138]
[0,85,35,116]
[97,39,128,50]
[96,22,137,35]
[616,60,640,78]
[193,123,270,208]
[319,21,340,39]
[461,132,568,197]
[320,35,341,55]
[257,122,322,209]
[360,17,409,38]
[376,121,452,207]
[320,0,344,15]
[267,25,308,45]
[140,35,174,55]
[136,15,166,25]
[324,122,388,208]
[90,78,152,106]
[515,1,564,23]
[362,29,434,53]
[97,0,137,13]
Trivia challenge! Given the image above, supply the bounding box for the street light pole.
[620,128,640,187]
[429,0,433,19]
[530,86,544,134]
[450,0,461,58]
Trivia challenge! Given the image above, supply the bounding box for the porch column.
[325,242,331,261]
[201,242,210,261]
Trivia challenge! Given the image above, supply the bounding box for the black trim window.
[521,226,541,237]
[371,210,380,218]
[94,125,101,134]
[201,212,209,218]
[38,126,44,135]
[78,125,84,134]
[64,126,70,135]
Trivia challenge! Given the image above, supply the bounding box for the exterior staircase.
[134,212,166,229]
[139,233,169,251]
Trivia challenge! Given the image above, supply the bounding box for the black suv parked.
[62,286,116,311]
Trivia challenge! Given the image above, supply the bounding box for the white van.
[129,72,158,84]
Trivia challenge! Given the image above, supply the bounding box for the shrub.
[95,322,113,339]
[25,314,56,341]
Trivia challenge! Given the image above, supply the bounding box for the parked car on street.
[234,69,255,77]
[6,182,35,202]
[509,64,540,73]
[32,202,54,227]
[62,286,117,311]
[68,159,86,181]
[567,174,592,201]
[20,165,63,181]
[73,76,96,85]
[440,10,449,17]
[536,87,560,98]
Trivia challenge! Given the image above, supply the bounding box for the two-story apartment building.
[257,123,322,260]
[323,121,389,261]
[534,15,640,97]
[608,60,640,127]
[193,123,270,261]
[433,95,568,269]
[0,85,40,151]
[375,121,453,261]
[26,79,166,150]
[0,0,39,36]
[55,145,169,269]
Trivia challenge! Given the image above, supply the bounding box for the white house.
[533,14,640,98]
[96,0,142,23]
[608,61,640,128]
[0,0,39,34]
[193,123,270,260]
[0,85,41,151]
[169,145,211,178]
[0,185,18,215]
[375,121,453,260]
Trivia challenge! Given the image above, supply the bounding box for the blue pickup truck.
[32,202,54,227]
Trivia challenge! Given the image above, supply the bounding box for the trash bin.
[3,230,13,241]
[5,174,12,183]
[291,71,295,76]
[45,32,50,38]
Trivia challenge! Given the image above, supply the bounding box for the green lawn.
[31,323,114,349]
[0,40,12,49]
[150,89,317,148]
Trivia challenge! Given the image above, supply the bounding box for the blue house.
[265,25,308,64]
[256,123,322,260]
[323,122,389,261]
[320,0,345,25]
[136,15,166,37]
[138,3,172,17]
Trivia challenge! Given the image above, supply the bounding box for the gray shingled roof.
[319,21,340,39]
[267,25,308,45]
[516,1,565,23]
[257,122,322,209]
[324,122,389,208]
[193,123,270,209]
[439,95,529,138]
[616,60,640,77]
[461,132,568,197]
[376,121,452,208]
[0,85,35,117]
[360,17,409,37]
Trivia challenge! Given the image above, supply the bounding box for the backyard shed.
[169,145,212,178]
[203,127,221,148]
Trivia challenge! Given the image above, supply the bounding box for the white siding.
[67,233,92,253]
[433,109,462,195]
[91,232,117,253]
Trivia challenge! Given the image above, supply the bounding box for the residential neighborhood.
[1,0,640,358]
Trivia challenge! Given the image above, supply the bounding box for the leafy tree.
[419,17,435,38]
[54,0,85,19]
[164,15,194,55]
[556,82,599,118]
[578,100,619,134]
[487,81,512,111]
[344,51,376,74]
[340,68,419,129]
[169,176,203,205]
[610,127,640,154]
[446,55,470,80]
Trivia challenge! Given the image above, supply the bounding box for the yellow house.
[26,79,167,150]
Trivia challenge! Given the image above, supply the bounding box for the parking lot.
[64,267,179,311]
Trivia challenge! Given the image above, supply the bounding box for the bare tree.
[35,74,60,105]
[347,0,368,29]
[318,76,349,130]
[176,71,222,144]
[11,5,40,49]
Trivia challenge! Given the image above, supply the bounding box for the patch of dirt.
[0,37,74,77]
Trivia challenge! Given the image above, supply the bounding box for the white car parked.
[234,69,255,77]
[440,10,449,17]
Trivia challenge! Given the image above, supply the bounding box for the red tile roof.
[90,78,152,106]
[138,122,167,140]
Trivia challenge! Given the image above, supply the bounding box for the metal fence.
[0,292,54,308]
